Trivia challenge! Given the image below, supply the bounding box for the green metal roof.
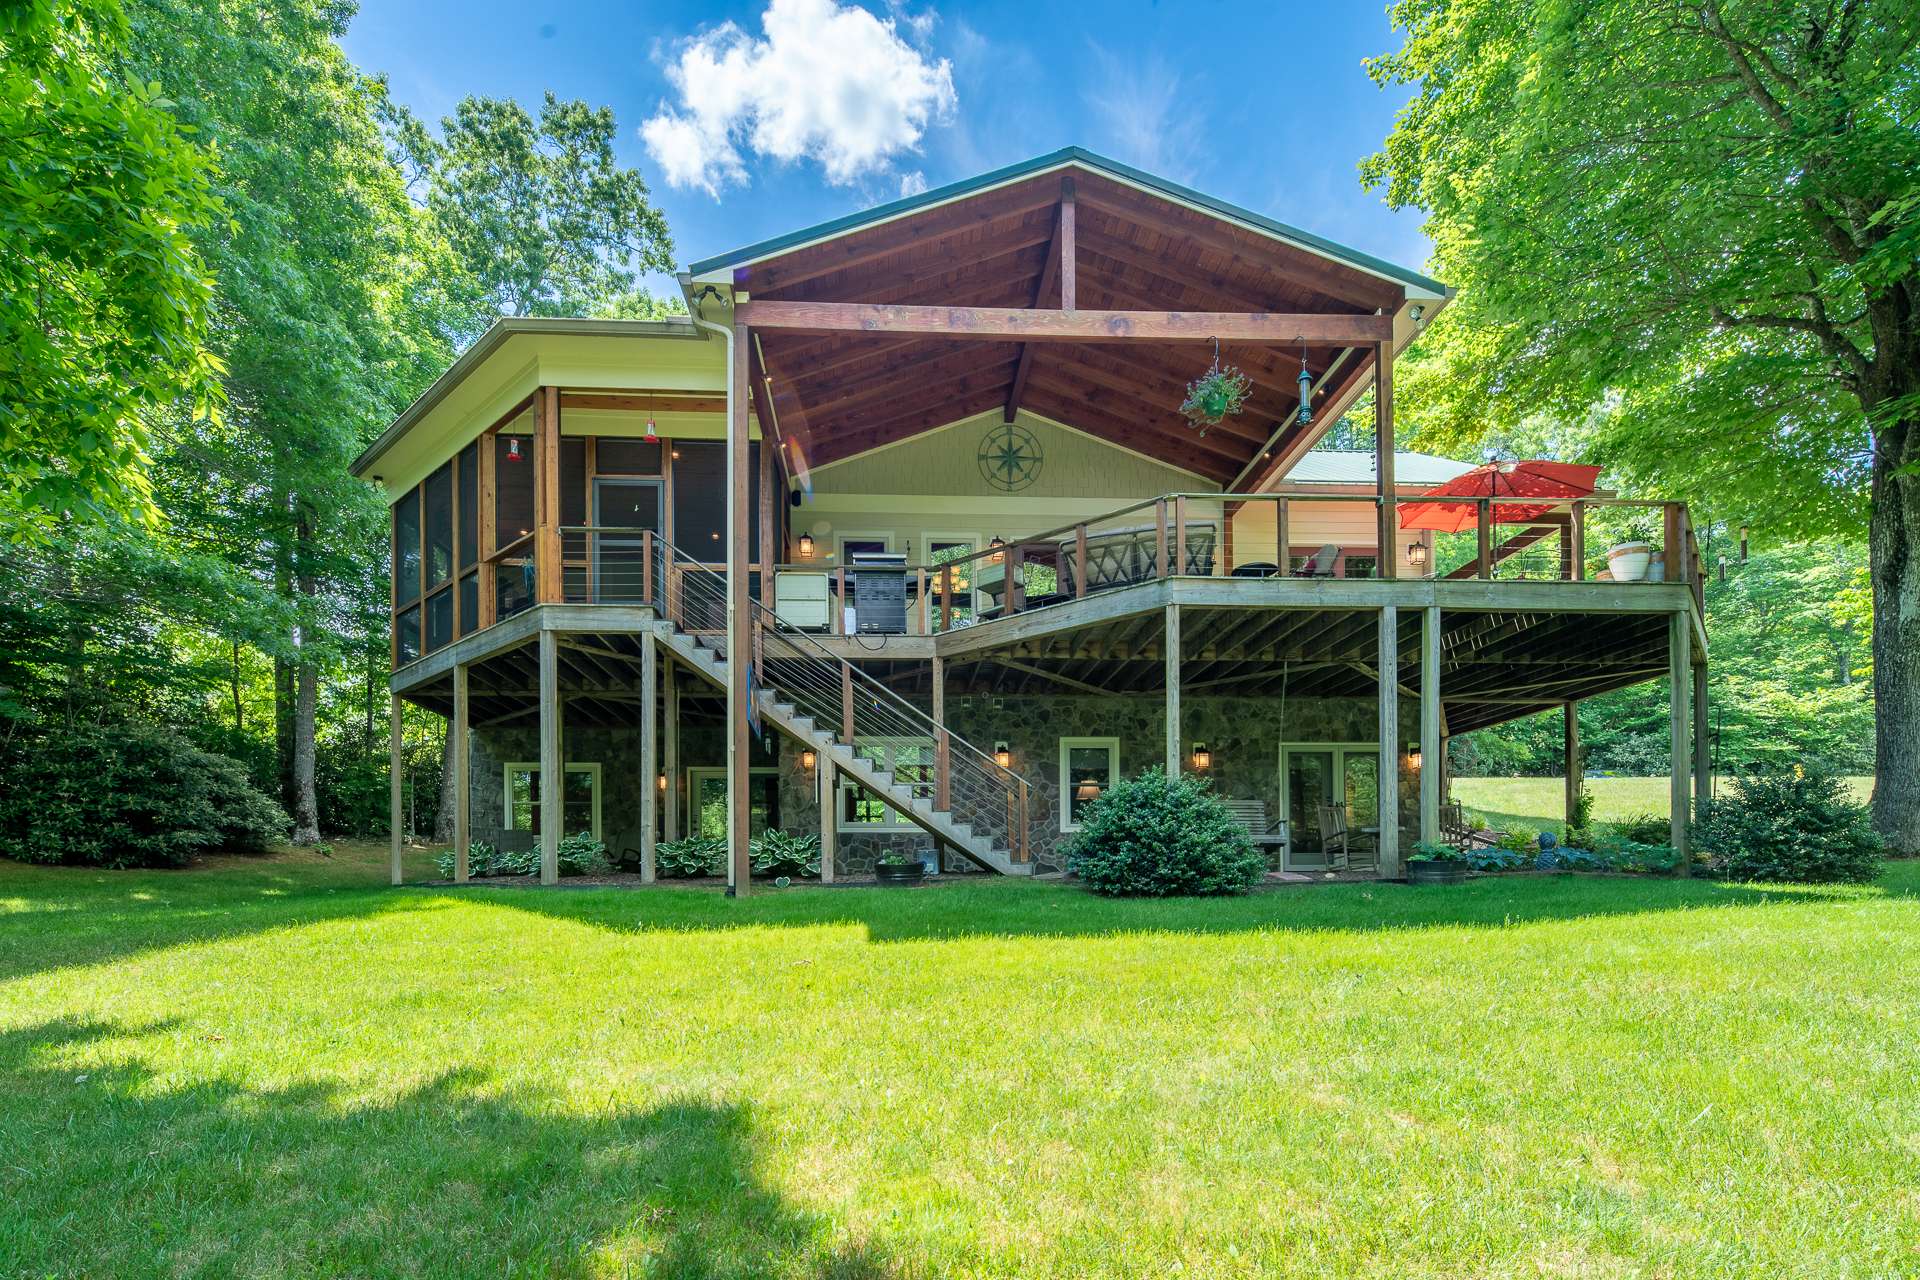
[685,146,1448,297]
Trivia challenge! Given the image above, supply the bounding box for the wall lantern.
[1407,538,1430,569]
[988,537,1006,564]
[656,773,667,791]
[644,415,659,445]
[800,748,817,771]
[1191,742,1211,770]
[994,741,1012,769]
[506,436,524,462]
[1407,745,1422,770]
[797,533,815,559]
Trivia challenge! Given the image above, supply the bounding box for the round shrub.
[1066,768,1265,897]
[0,725,288,868]
[1695,768,1884,884]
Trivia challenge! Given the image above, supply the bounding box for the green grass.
[2,844,1917,1278]
[1452,774,1876,835]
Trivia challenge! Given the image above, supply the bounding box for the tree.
[0,0,222,538]
[1367,0,1920,848]
[390,91,678,336]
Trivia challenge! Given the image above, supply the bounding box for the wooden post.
[1377,605,1401,877]
[1476,498,1493,579]
[1073,525,1089,598]
[640,630,657,882]
[834,568,847,636]
[1058,176,1076,312]
[453,664,470,883]
[917,566,929,634]
[538,628,560,885]
[478,429,498,627]
[1376,339,1397,579]
[1664,503,1684,584]
[1419,606,1441,844]
[840,663,855,746]
[1564,702,1582,833]
[663,657,680,841]
[1155,500,1169,578]
[932,655,950,811]
[1570,501,1587,581]
[1275,497,1290,573]
[388,693,403,886]
[642,528,655,605]
[1669,609,1691,871]
[1172,496,1187,575]
[1009,542,1027,613]
[727,322,753,897]
[818,754,837,883]
[1693,662,1711,815]
[1164,603,1181,777]
[534,387,562,603]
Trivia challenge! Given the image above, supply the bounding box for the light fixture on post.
[1191,742,1211,771]
[800,748,816,771]
[797,533,815,559]
[988,537,1005,565]
[994,741,1012,769]
[1295,343,1313,426]
[1407,538,1430,569]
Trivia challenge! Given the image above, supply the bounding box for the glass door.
[592,478,661,603]
[1285,749,1337,868]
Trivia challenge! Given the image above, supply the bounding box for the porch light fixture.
[797,533,815,559]
[1191,742,1211,771]
[988,537,1005,564]
[1407,538,1430,568]
[800,748,817,771]
[1295,344,1313,426]
[506,436,524,462]
[656,773,667,791]
[994,741,1012,769]
[1408,745,1422,770]
[644,415,659,444]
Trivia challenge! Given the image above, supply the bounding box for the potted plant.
[1180,356,1251,437]
[1606,517,1658,582]
[1406,839,1470,885]
[873,850,926,885]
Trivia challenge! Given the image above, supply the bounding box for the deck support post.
[1693,663,1710,815]
[640,630,657,882]
[1164,603,1181,778]
[818,753,837,882]
[726,320,753,896]
[453,664,470,883]
[534,386,562,603]
[1668,610,1692,872]
[1376,338,1396,579]
[663,658,680,841]
[1419,606,1441,844]
[388,693,403,886]
[539,628,561,885]
[1377,605,1401,877]
[1564,702,1583,834]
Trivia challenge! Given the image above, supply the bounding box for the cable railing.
[644,531,1035,866]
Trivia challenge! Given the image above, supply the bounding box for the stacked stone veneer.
[467,692,1419,878]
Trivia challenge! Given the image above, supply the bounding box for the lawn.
[2,844,1916,1278]
[1452,774,1877,835]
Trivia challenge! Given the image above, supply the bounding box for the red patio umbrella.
[1396,460,1603,532]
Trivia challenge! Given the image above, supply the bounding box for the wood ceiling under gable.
[742,167,1404,487]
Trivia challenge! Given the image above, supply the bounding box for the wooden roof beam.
[733,301,1392,345]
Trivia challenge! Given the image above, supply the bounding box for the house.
[352,148,1708,892]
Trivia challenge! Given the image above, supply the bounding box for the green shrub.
[1408,840,1458,863]
[1695,769,1884,884]
[1066,769,1265,897]
[0,725,287,869]
[1494,826,1538,855]
[1608,812,1672,845]
[433,840,505,879]
[657,836,725,877]
[489,833,610,878]
[750,830,821,877]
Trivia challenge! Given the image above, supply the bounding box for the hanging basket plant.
[1180,343,1251,436]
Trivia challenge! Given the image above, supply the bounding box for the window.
[1281,743,1383,869]
[688,768,781,839]
[838,737,932,831]
[1058,738,1119,831]
[922,535,979,628]
[393,489,421,606]
[503,762,602,839]
[423,462,454,590]
[1288,546,1379,579]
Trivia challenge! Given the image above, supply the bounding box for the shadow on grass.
[0,1018,887,1279]
[449,861,1918,946]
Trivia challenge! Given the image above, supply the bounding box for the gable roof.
[687,147,1448,300]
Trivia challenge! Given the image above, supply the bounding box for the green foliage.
[432,840,510,879]
[0,724,286,868]
[1597,840,1683,876]
[657,836,725,878]
[1066,769,1265,897]
[1607,813,1673,847]
[1462,846,1528,872]
[1180,362,1252,430]
[485,833,609,879]
[1696,770,1885,884]
[875,850,921,868]
[0,0,224,536]
[1493,827,1538,855]
[749,830,822,878]
[1408,840,1458,863]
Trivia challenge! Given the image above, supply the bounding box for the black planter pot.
[874,861,925,886]
[1407,858,1470,886]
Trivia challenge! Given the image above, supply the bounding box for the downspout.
[684,275,744,892]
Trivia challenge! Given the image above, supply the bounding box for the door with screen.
[592,478,661,603]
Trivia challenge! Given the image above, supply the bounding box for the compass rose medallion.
[978,423,1043,493]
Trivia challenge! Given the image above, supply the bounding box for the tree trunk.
[1867,378,1919,853]
[433,717,457,845]
[289,509,322,845]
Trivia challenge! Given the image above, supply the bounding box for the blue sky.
[342,0,1430,297]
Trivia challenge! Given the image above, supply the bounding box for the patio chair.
[1317,802,1377,873]
[1292,545,1341,578]
[1441,801,1502,851]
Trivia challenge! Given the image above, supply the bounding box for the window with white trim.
[838,737,934,831]
[1058,737,1120,831]
[687,767,782,840]
[503,762,602,838]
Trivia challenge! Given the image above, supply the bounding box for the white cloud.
[897,170,929,198]
[642,0,957,196]
[1082,45,1207,186]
